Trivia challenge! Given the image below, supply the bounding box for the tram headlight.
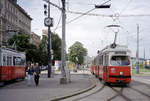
[120,72,123,75]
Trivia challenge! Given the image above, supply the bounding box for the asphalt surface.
[1,71,150,101]
[0,73,92,101]
[63,75,150,101]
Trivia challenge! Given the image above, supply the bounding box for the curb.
[132,77,150,85]
[50,77,96,101]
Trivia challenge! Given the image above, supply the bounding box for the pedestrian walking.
[34,63,40,86]
[27,64,34,86]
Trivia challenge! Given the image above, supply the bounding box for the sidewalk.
[132,76,150,85]
[0,71,92,101]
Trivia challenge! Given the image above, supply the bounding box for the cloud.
[18,0,150,58]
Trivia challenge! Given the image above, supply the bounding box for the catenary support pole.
[60,0,70,84]
[136,24,139,74]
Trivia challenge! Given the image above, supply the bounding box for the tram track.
[71,73,105,101]
[62,75,150,101]
[107,80,150,101]
[127,81,150,99]
[108,87,132,101]
[73,85,105,101]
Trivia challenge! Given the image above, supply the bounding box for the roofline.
[8,0,32,20]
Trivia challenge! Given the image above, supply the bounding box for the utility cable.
[120,0,133,15]
[53,13,62,32]
[67,0,112,24]
[53,0,111,31]
[67,10,150,17]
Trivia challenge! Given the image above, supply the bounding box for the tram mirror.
[97,50,100,54]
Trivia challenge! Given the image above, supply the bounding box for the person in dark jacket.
[27,64,34,86]
[34,63,40,86]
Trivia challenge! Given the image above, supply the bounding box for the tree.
[8,33,38,63]
[51,34,61,64]
[8,33,30,51]
[39,33,61,65]
[8,32,62,66]
[68,41,87,65]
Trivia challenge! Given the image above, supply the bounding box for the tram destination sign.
[115,51,126,55]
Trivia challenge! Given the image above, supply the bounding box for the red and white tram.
[90,44,131,84]
[0,47,26,85]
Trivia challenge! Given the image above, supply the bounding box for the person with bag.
[27,64,34,86]
[34,63,40,86]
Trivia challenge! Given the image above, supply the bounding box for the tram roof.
[99,44,131,54]
[0,46,25,55]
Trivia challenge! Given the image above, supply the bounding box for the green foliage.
[39,33,61,65]
[8,33,38,63]
[8,34,30,51]
[51,34,61,63]
[140,63,144,69]
[68,41,87,65]
[8,33,61,66]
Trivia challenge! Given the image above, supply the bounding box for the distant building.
[84,56,93,68]
[30,32,41,48]
[0,0,32,46]
[42,29,48,37]
[131,57,146,64]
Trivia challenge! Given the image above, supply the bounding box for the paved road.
[132,76,150,85]
[0,73,92,101]
[1,71,150,101]
[63,76,150,101]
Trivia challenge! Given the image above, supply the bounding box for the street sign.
[44,17,53,27]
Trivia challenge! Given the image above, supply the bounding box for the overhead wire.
[65,1,95,6]
[119,0,133,15]
[54,0,111,31]
[53,13,62,32]
[67,0,112,24]
[52,0,61,33]
[67,10,150,17]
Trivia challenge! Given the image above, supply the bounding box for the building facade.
[0,0,32,46]
[30,32,41,48]
[42,29,48,37]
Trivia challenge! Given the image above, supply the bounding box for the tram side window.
[13,57,25,66]
[94,58,96,66]
[7,56,12,66]
[104,55,109,66]
[3,55,7,66]
[99,55,103,65]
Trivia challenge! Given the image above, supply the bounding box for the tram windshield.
[110,56,130,66]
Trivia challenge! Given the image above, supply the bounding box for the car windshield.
[110,56,130,66]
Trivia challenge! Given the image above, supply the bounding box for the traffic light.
[44,4,47,16]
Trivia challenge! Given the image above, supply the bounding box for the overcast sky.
[18,0,150,59]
